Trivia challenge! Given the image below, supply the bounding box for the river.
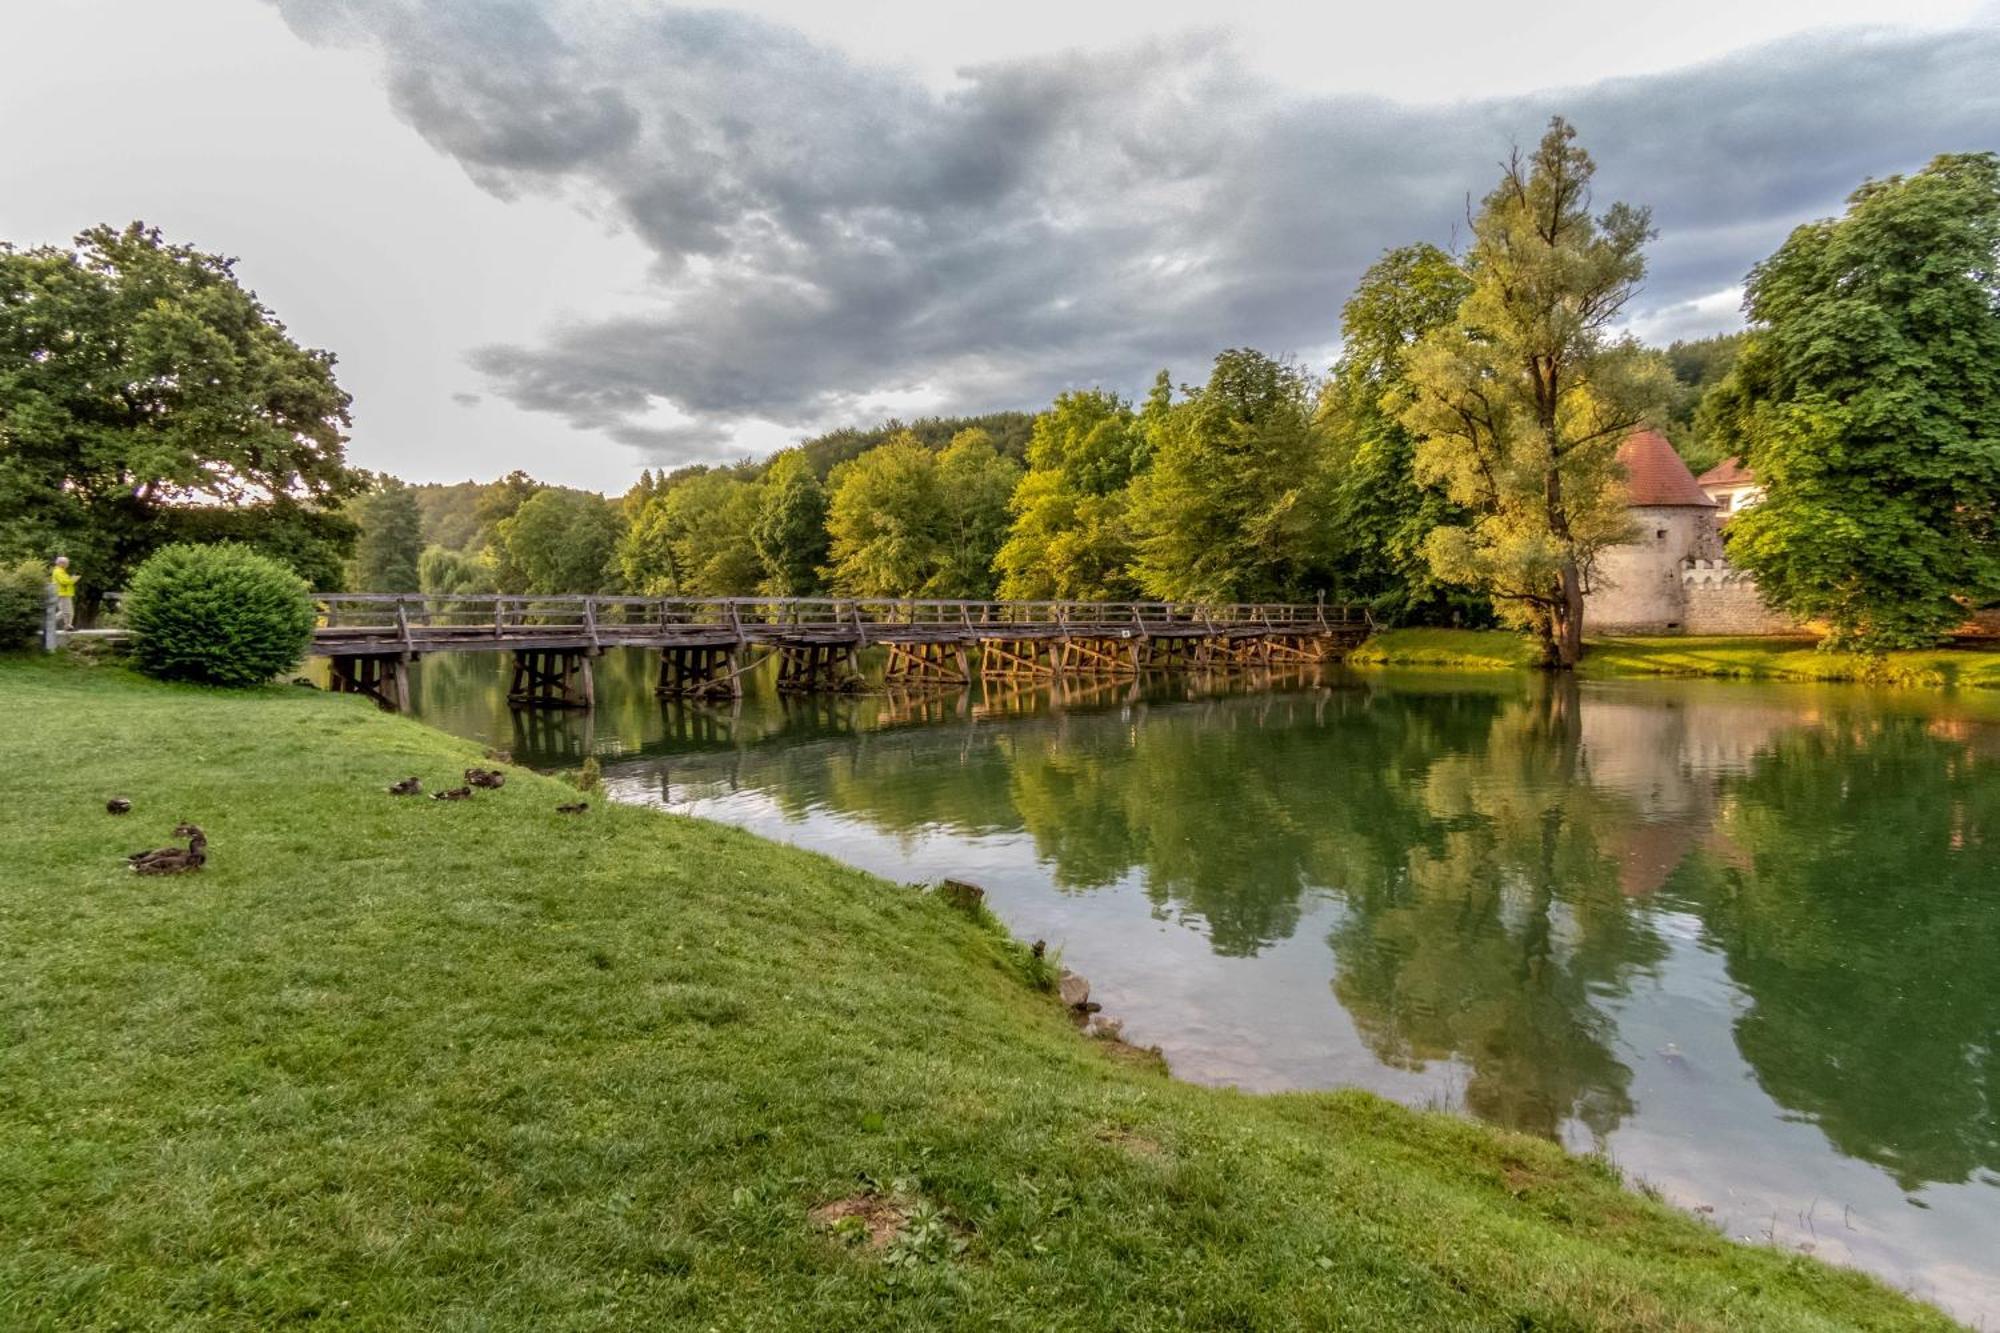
[387,647,2000,1320]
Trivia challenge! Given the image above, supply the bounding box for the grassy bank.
[1355,627,2000,689]
[0,658,1952,1329]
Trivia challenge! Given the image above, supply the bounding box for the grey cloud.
[450,391,482,406]
[273,2,2000,464]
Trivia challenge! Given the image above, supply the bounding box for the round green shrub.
[0,560,48,649]
[125,542,315,687]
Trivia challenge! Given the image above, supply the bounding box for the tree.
[0,222,359,590]
[348,478,424,592]
[418,544,495,596]
[995,390,1150,600]
[930,428,1021,599]
[823,434,946,597]
[1319,244,1484,623]
[618,470,764,596]
[493,488,620,594]
[1711,153,2000,650]
[1129,349,1337,603]
[1399,119,1663,667]
[751,450,830,596]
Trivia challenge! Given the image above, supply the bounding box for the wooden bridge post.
[509,648,593,710]
[328,653,413,712]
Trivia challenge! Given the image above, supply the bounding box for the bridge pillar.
[328,653,414,712]
[776,642,864,693]
[978,636,1058,679]
[657,644,744,699]
[882,639,968,687]
[509,648,594,710]
[1056,635,1137,677]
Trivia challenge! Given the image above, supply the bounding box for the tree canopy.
[0,223,358,590]
[1399,119,1663,666]
[1713,153,2000,649]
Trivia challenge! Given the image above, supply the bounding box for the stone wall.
[1680,559,1802,636]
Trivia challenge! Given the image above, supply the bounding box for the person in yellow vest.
[50,556,77,632]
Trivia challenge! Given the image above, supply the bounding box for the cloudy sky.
[5,2,1997,490]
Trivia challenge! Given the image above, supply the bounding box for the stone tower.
[1584,429,1722,635]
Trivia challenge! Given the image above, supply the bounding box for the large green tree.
[493,488,620,594]
[994,389,1150,601]
[1320,244,1482,623]
[1400,119,1663,667]
[823,433,946,597]
[929,428,1021,599]
[1129,350,1337,603]
[348,478,424,592]
[1710,153,2000,649]
[618,470,765,597]
[751,450,830,596]
[0,222,359,591]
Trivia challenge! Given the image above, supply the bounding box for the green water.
[396,649,2000,1318]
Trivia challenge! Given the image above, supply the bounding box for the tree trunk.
[1552,558,1584,669]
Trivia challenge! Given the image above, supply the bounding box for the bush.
[0,561,48,649]
[125,543,315,687]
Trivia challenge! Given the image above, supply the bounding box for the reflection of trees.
[1671,718,2000,1191]
[1325,682,1661,1141]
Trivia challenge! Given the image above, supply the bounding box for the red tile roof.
[1696,456,1755,487]
[1617,429,1716,507]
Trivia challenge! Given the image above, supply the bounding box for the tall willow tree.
[1400,119,1662,667]
[1708,153,2000,649]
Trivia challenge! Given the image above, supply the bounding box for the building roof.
[1696,456,1755,488]
[1617,429,1716,507]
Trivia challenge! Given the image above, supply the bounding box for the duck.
[106,797,132,815]
[387,776,423,796]
[431,786,474,802]
[464,767,506,789]
[555,801,589,815]
[131,826,206,875]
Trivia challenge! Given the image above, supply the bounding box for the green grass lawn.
[1354,628,2000,689]
[0,657,1954,1329]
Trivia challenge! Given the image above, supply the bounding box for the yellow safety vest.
[50,566,77,597]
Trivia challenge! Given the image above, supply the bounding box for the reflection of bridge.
[314,594,1371,710]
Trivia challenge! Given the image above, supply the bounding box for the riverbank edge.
[0,656,1955,1329]
[1350,627,2000,689]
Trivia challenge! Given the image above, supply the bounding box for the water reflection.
[398,650,2000,1317]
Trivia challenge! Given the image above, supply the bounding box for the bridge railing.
[311,594,1370,643]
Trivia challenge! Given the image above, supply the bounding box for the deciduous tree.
[995,390,1149,601]
[1711,153,2000,649]
[493,488,620,594]
[348,478,424,592]
[751,450,830,596]
[1399,119,1662,667]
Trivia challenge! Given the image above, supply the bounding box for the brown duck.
[555,801,589,814]
[131,826,206,875]
[464,767,506,789]
[432,786,474,802]
[106,797,132,814]
[387,777,423,796]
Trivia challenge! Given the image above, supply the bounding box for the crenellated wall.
[1679,559,1802,636]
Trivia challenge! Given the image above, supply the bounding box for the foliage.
[0,559,46,649]
[1129,350,1337,602]
[792,411,1034,479]
[620,470,766,596]
[929,429,1022,599]
[822,430,1020,599]
[1400,119,1665,667]
[408,480,487,552]
[1713,153,2000,650]
[750,451,829,596]
[492,489,621,594]
[994,390,1149,600]
[149,499,355,592]
[122,542,314,686]
[417,544,494,597]
[347,478,425,593]
[0,657,1952,1329]
[1656,332,1748,474]
[0,222,359,590]
[1320,244,1488,625]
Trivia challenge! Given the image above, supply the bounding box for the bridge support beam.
[882,639,969,687]
[777,642,864,693]
[509,648,594,710]
[656,644,745,699]
[1055,635,1138,677]
[978,636,1058,679]
[328,654,413,712]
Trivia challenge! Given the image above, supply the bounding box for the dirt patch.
[1087,1019,1170,1076]
[1502,1163,1540,1198]
[1095,1125,1163,1158]
[809,1194,909,1250]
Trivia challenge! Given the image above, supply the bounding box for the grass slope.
[0,659,1953,1330]
[1354,628,2000,689]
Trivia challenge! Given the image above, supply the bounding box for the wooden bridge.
[311,594,1373,710]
